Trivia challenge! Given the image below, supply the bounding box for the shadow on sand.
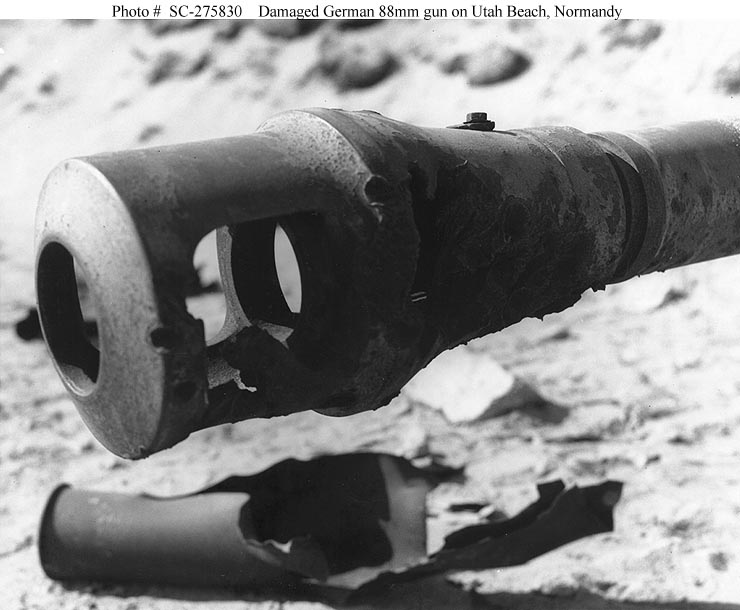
[63,575,740,610]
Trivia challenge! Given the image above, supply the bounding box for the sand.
[1,18,739,609]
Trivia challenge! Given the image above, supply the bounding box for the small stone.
[138,124,164,143]
[616,274,690,313]
[318,35,398,90]
[403,346,515,422]
[74,437,97,454]
[603,20,663,51]
[213,20,247,41]
[437,49,468,74]
[716,52,740,95]
[656,286,690,309]
[673,352,701,371]
[709,551,729,571]
[106,456,127,470]
[485,377,567,422]
[537,326,573,344]
[398,423,430,459]
[146,50,210,85]
[465,44,530,86]
[0,65,19,91]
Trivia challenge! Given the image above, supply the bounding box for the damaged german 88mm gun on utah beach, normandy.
[34,109,740,459]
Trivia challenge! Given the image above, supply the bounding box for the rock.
[536,326,573,344]
[255,19,322,39]
[709,551,729,571]
[212,42,278,81]
[318,34,398,90]
[656,286,690,309]
[137,124,164,143]
[429,38,479,74]
[485,377,568,422]
[77,439,97,454]
[715,52,740,95]
[437,49,468,74]
[403,346,515,422]
[213,20,248,41]
[465,43,530,86]
[603,20,662,51]
[146,50,210,85]
[0,65,19,91]
[614,274,691,313]
[397,422,430,459]
[38,75,57,95]
[404,346,567,424]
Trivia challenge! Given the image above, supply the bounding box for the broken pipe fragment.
[38,453,622,593]
[39,453,443,589]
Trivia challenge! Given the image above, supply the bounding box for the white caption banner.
[1,0,738,20]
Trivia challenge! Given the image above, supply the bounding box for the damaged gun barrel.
[34,110,740,458]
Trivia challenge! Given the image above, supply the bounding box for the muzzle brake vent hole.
[36,242,100,396]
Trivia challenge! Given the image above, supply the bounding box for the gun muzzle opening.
[36,241,100,396]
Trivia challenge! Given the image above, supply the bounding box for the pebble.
[715,52,740,95]
[137,124,163,143]
[146,50,210,85]
[708,551,729,571]
[319,34,398,90]
[603,20,663,51]
[465,43,530,86]
[0,65,19,91]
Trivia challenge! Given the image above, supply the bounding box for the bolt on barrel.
[34,110,740,458]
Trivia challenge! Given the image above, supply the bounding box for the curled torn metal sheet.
[34,109,740,457]
[39,453,622,594]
